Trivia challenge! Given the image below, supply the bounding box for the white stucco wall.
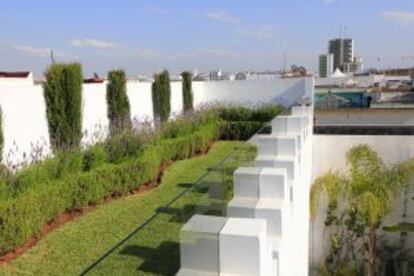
[0,78,309,166]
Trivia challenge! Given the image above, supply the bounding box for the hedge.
[0,104,280,255]
[0,121,220,255]
[218,105,282,140]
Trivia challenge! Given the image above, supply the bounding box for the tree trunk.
[366,227,377,276]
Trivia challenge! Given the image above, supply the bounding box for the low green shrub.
[218,105,282,122]
[15,150,83,191]
[217,104,281,140]
[82,145,108,171]
[219,121,264,140]
[0,105,279,256]
[0,122,219,255]
[105,130,146,164]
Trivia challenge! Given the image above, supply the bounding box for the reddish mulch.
[0,142,214,265]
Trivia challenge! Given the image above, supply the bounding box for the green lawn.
[0,141,255,276]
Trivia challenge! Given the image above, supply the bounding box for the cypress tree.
[181,71,193,113]
[152,70,171,123]
[43,63,83,151]
[106,70,131,135]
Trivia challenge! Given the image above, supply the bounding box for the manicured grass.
[0,141,255,276]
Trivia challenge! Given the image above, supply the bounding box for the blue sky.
[1,0,413,77]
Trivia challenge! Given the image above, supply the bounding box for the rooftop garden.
[0,63,281,274]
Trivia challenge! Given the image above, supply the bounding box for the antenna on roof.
[50,49,55,64]
[283,52,287,73]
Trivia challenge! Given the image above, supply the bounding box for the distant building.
[319,54,334,77]
[235,72,247,80]
[83,73,104,84]
[209,69,228,81]
[193,73,209,81]
[315,88,369,108]
[327,38,364,74]
[246,71,281,80]
[344,56,364,74]
[329,38,354,72]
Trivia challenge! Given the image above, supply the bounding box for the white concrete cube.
[255,155,298,181]
[271,115,307,135]
[255,199,288,237]
[256,134,299,158]
[227,197,258,218]
[233,167,261,199]
[219,218,269,276]
[180,215,227,274]
[255,135,278,157]
[259,168,288,200]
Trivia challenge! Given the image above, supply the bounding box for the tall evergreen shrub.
[152,70,171,123]
[106,70,131,135]
[181,71,193,112]
[43,63,83,151]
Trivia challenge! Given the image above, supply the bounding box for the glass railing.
[80,141,257,275]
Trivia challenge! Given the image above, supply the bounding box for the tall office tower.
[328,38,354,72]
[319,53,334,77]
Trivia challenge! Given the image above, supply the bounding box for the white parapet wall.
[0,77,311,166]
[177,102,314,276]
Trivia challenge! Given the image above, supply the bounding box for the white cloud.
[203,11,240,25]
[198,48,237,58]
[70,38,120,49]
[237,25,276,40]
[380,11,414,25]
[132,48,165,59]
[14,45,52,58]
[147,6,168,15]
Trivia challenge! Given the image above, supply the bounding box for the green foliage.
[105,129,146,164]
[311,144,414,275]
[152,70,171,123]
[219,121,263,140]
[0,142,246,275]
[0,120,219,255]
[218,105,282,122]
[43,63,83,151]
[218,104,282,140]
[106,70,131,135]
[0,105,265,256]
[82,145,108,171]
[181,71,193,112]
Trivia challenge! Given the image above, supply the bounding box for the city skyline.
[1,0,413,77]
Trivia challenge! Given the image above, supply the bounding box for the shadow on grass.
[120,241,180,275]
